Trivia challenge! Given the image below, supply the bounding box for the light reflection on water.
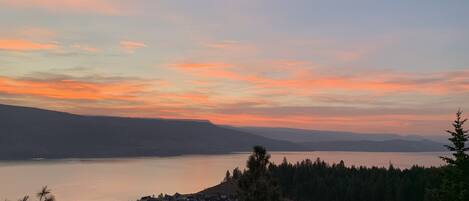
[0,151,447,201]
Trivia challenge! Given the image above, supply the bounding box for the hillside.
[0,104,300,160]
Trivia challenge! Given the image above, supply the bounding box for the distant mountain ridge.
[228,126,447,143]
[227,126,446,152]
[299,139,445,152]
[0,104,446,160]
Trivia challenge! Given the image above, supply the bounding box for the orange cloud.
[0,74,216,111]
[0,76,148,101]
[174,61,469,96]
[120,40,146,53]
[1,0,121,15]
[0,39,57,51]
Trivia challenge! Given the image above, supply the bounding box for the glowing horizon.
[0,0,468,135]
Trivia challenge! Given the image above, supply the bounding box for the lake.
[0,151,447,201]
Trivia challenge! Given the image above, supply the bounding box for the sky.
[0,0,468,136]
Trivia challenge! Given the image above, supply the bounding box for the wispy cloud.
[0,39,58,51]
[203,40,240,49]
[120,40,146,53]
[201,40,258,55]
[0,72,212,112]
[174,61,469,96]
[0,74,151,101]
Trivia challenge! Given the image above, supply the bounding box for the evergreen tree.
[269,157,444,201]
[439,110,469,201]
[224,170,231,182]
[441,109,469,166]
[237,146,281,201]
[232,167,242,180]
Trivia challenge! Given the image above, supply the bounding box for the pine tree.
[439,109,469,201]
[232,167,242,180]
[441,109,469,166]
[224,170,231,182]
[237,146,281,201]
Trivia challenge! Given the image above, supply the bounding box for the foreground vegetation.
[228,110,468,201]
[226,149,444,201]
[144,110,468,201]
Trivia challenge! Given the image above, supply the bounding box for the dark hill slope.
[0,104,300,160]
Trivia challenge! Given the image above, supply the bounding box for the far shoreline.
[0,150,449,165]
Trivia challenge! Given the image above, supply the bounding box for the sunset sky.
[0,0,468,135]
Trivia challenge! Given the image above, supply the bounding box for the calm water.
[0,152,447,201]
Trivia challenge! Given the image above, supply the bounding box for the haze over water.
[1,151,446,201]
